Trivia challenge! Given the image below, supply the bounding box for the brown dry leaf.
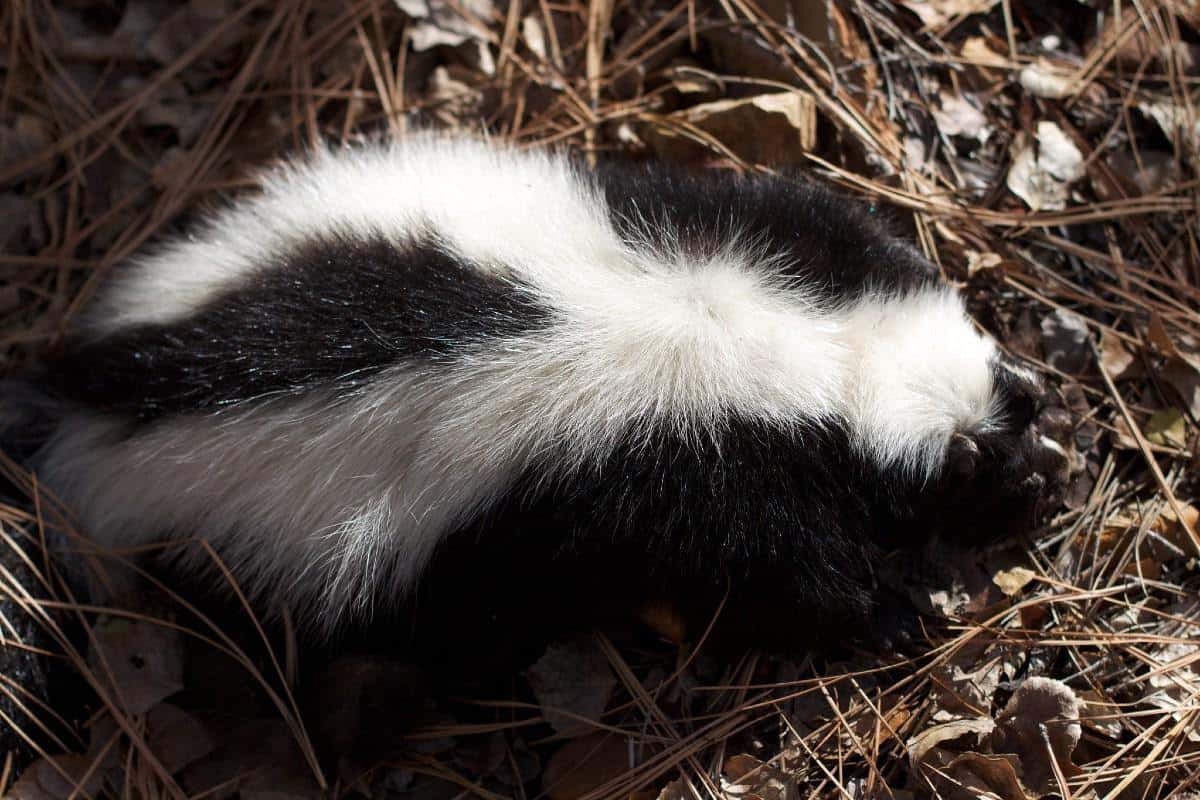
[147,703,216,775]
[527,635,617,738]
[638,601,687,645]
[1144,314,1200,417]
[960,36,1008,66]
[1162,359,1200,418]
[906,717,995,769]
[656,778,691,799]
[0,193,37,250]
[1098,329,1138,379]
[1018,58,1078,99]
[937,752,1027,800]
[1143,638,1200,743]
[965,250,1004,277]
[1158,504,1200,552]
[179,718,322,799]
[1077,690,1124,738]
[992,566,1036,597]
[930,641,1022,718]
[933,91,990,142]
[0,115,51,180]
[1097,6,1199,70]
[88,616,184,715]
[9,754,106,800]
[1139,95,1200,154]
[1144,407,1188,449]
[542,733,629,800]
[645,93,817,166]
[1122,555,1163,581]
[146,0,245,66]
[396,0,495,51]
[993,676,1082,794]
[898,0,997,28]
[310,656,442,783]
[1109,149,1179,195]
[1007,122,1085,211]
[721,753,790,799]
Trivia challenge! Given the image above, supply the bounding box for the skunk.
[27,133,1070,648]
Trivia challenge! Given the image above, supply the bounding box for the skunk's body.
[31,134,1069,645]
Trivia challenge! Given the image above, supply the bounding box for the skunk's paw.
[864,591,926,654]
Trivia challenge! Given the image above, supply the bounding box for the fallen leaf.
[993,676,1081,794]
[1077,690,1123,738]
[645,92,817,166]
[935,752,1026,800]
[521,14,548,61]
[929,640,1023,718]
[1019,58,1078,99]
[88,616,184,715]
[542,733,629,800]
[965,250,1004,277]
[638,601,687,645]
[1145,407,1187,449]
[1108,149,1178,195]
[721,752,791,799]
[933,91,990,142]
[1098,7,1200,72]
[992,566,1036,597]
[960,36,1008,67]
[0,193,37,250]
[1122,555,1163,581]
[898,0,997,28]
[1139,95,1200,154]
[527,635,617,738]
[148,703,216,775]
[179,718,322,799]
[396,0,495,50]
[656,779,691,800]
[1007,122,1085,211]
[9,755,105,800]
[907,717,995,770]
[1098,329,1138,379]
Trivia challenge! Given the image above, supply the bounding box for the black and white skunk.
[27,133,1071,648]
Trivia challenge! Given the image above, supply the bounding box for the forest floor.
[1,0,1199,797]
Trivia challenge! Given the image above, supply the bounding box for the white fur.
[46,133,1001,630]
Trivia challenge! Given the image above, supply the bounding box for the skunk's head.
[919,358,1072,541]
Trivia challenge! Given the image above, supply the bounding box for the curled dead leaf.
[644,92,817,166]
[992,566,1036,597]
[933,92,990,142]
[1019,59,1078,99]
[1098,329,1138,379]
[1007,122,1085,211]
[543,733,629,800]
[396,0,495,50]
[527,635,617,738]
[88,616,184,715]
[9,755,105,800]
[994,676,1081,794]
[906,716,995,771]
[898,0,997,28]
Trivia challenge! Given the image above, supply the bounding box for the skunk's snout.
[1033,406,1073,488]
[1010,406,1073,521]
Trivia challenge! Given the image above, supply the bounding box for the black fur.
[41,235,552,419]
[593,161,939,301]
[25,153,1071,654]
[415,394,1067,652]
